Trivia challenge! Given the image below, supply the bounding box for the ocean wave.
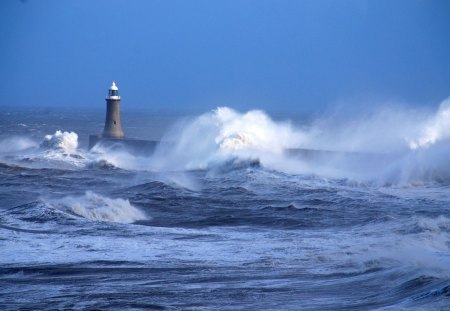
[40,130,78,153]
[412,215,450,234]
[148,107,302,172]
[2,103,450,186]
[0,131,86,170]
[86,159,118,170]
[144,105,450,185]
[43,191,148,224]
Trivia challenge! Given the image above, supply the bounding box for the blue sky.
[1,0,449,114]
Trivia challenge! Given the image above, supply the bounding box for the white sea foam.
[356,216,450,276]
[41,130,79,153]
[45,191,148,224]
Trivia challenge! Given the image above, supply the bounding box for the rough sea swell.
[1,104,450,310]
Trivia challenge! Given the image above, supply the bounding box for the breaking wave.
[40,130,79,153]
[2,98,450,185]
[212,107,302,152]
[35,130,86,168]
[149,107,303,171]
[44,191,148,224]
[145,103,450,184]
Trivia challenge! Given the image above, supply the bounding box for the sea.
[1,104,450,310]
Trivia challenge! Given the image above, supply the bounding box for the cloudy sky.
[1,0,450,114]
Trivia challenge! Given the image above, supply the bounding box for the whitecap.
[40,130,78,153]
[44,191,148,224]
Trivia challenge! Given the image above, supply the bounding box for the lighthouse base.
[89,135,159,156]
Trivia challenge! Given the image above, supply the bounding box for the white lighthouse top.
[110,81,118,91]
[107,81,120,100]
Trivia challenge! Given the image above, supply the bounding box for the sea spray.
[149,107,304,171]
[213,107,302,152]
[0,131,86,169]
[0,136,38,153]
[409,97,450,150]
[3,103,450,185]
[148,103,450,184]
[41,130,79,153]
[298,104,425,153]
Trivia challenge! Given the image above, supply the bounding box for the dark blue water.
[1,107,450,310]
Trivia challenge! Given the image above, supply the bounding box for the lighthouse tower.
[89,81,158,152]
[103,81,124,138]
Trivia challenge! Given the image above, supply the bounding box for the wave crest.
[40,130,78,153]
[45,191,148,224]
[214,107,302,152]
[150,107,302,171]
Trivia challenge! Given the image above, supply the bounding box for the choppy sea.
[1,106,450,310]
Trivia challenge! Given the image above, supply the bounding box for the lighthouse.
[103,81,124,138]
[88,81,159,153]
